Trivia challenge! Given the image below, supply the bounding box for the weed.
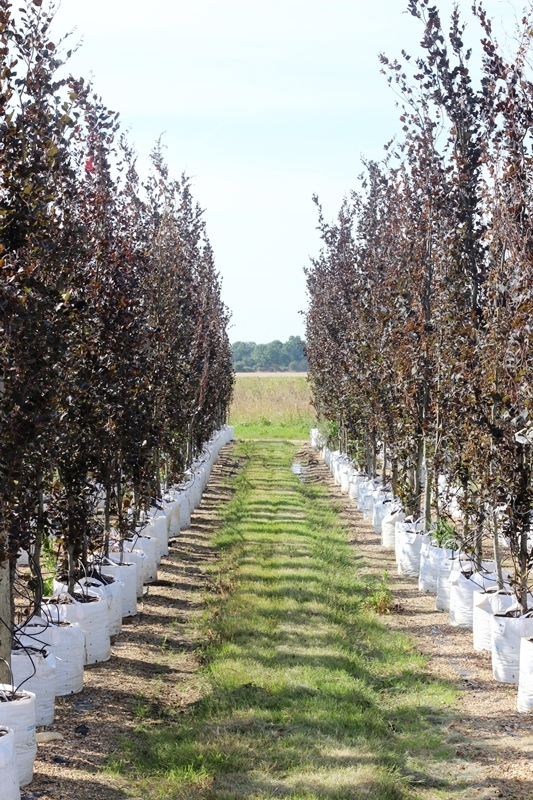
[364,572,395,615]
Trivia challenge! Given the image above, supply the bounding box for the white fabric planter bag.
[188,478,202,509]
[76,578,122,637]
[362,486,382,520]
[43,594,110,666]
[517,637,533,712]
[418,542,441,594]
[142,512,168,560]
[473,590,515,652]
[162,497,181,539]
[110,549,146,597]
[348,473,366,502]
[436,555,467,612]
[11,648,56,726]
[123,537,157,584]
[169,501,180,537]
[373,499,392,536]
[357,479,374,512]
[101,561,137,618]
[18,617,85,696]
[0,685,36,786]
[396,524,428,578]
[331,453,342,484]
[310,428,322,449]
[449,570,497,628]
[492,610,533,684]
[0,727,20,800]
[340,466,351,495]
[381,509,404,549]
[178,493,191,529]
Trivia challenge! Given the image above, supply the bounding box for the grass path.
[118,441,456,799]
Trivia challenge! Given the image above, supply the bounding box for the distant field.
[229,374,315,439]
[235,371,308,378]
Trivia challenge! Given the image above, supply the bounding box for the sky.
[51,0,519,343]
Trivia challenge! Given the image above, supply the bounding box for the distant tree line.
[232,336,307,372]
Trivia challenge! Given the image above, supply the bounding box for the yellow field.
[229,374,315,438]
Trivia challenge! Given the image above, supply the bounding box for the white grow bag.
[381,509,404,549]
[492,610,533,684]
[362,486,382,521]
[348,473,366,502]
[100,560,137,618]
[449,570,497,629]
[0,727,20,800]
[110,548,146,597]
[418,543,441,594]
[0,685,36,786]
[436,555,469,612]
[11,648,56,725]
[43,594,110,666]
[339,465,351,494]
[357,478,373,510]
[473,589,515,652]
[123,537,157,583]
[395,520,427,577]
[18,617,85,696]
[143,510,169,559]
[517,637,533,712]
[76,578,123,637]
[165,499,181,538]
[177,493,191,529]
[373,499,392,536]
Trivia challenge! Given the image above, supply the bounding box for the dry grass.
[229,375,314,438]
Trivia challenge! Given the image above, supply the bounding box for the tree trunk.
[414,437,424,519]
[423,437,432,531]
[0,558,11,683]
[32,470,45,617]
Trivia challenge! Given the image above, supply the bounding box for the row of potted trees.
[313,435,533,713]
[0,425,234,793]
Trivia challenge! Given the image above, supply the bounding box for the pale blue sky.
[52,0,517,342]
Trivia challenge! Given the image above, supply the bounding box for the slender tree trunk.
[423,437,432,530]
[382,438,387,484]
[492,509,504,590]
[414,437,424,519]
[0,558,11,683]
[67,543,76,597]
[392,457,398,498]
[104,484,111,559]
[32,470,45,616]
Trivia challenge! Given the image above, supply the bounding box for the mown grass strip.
[112,440,457,800]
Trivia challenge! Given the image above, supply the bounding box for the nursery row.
[312,432,533,716]
[306,1,533,609]
[0,0,234,683]
[0,426,234,797]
